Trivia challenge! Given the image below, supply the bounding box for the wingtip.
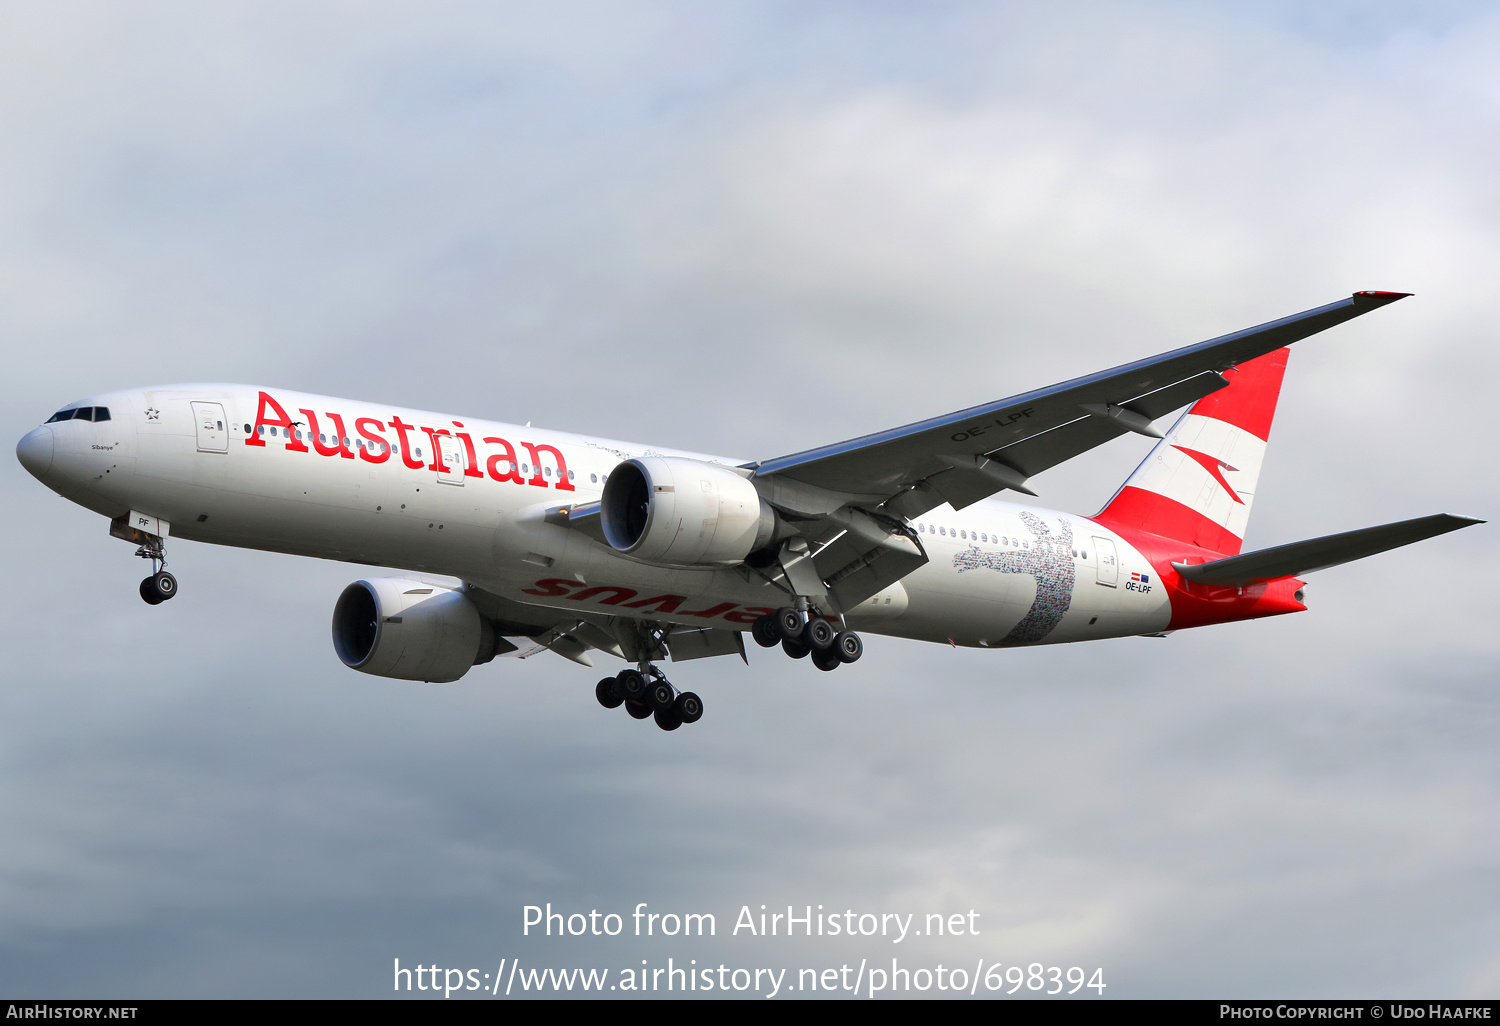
[1351,290,1414,308]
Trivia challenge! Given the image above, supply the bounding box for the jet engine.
[332,577,499,683]
[600,457,778,566]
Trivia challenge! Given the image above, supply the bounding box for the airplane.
[14,290,1482,732]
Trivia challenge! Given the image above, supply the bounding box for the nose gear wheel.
[133,533,179,605]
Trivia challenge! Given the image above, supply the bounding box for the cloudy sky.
[2,0,1498,999]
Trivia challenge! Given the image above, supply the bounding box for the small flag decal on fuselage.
[1131,572,1150,583]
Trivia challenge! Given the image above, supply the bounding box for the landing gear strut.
[596,664,703,731]
[134,534,178,606]
[754,607,863,672]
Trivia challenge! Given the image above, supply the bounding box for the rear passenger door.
[1092,536,1119,587]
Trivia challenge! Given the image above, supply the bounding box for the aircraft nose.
[16,426,54,481]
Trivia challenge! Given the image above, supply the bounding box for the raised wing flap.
[753,292,1409,507]
[1172,513,1482,587]
[667,626,748,663]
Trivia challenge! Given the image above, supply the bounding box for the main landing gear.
[134,533,178,606]
[751,607,863,672]
[596,664,703,732]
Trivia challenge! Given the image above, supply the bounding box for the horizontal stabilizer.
[1172,513,1483,586]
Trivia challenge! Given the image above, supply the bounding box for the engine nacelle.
[601,456,776,566]
[331,577,497,683]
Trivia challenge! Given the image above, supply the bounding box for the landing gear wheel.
[802,618,835,650]
[645,680,676,713]
[782,637,809,659]
[834,631,863,664]
[596,677,624,709]
[625,700,653,720]
[774,607,804,640]
[616,669,647,702]
[654,708,682,731]
[811,647,842,672]
[673,692,703,724]
[752,615,781,648]
[139,571,176,605]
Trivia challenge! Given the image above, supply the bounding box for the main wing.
[751,292,1409,519]
[743,291,1410,612]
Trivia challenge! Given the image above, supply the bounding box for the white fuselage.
[23,384,1173,649]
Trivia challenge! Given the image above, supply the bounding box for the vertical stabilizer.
[1093,347,1290,555]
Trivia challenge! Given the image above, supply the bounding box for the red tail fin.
[1093,348,1290,556]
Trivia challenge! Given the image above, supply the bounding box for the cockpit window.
[43,406,110,424]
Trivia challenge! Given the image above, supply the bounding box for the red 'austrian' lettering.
[388,416,426,470]
[524,580,762,625]
[300,409,355,460]
[356,418,390,463]
[521,442,575,491]
[244,392,307,451]
[420,426,453,473]
[453,423,485,479]
[483,437,524,484]
[243,392,576,490]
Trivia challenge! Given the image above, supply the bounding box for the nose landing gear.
[595,665,703,732]
[133,533,178,606]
